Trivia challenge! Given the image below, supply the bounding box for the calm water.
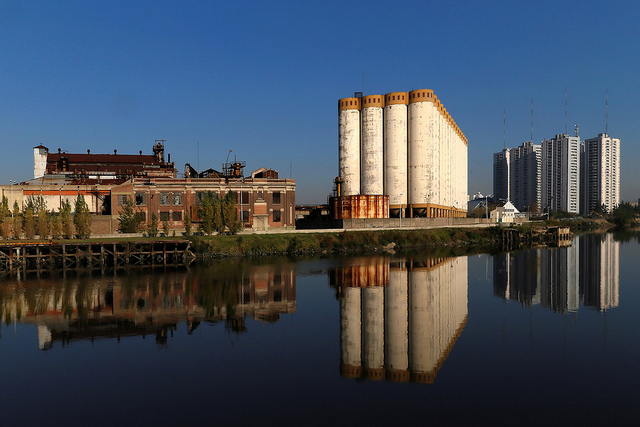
[1,233,639,425]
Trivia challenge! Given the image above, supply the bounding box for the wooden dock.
[0,240,195,273]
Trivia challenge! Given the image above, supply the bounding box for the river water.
[1,233,638,425]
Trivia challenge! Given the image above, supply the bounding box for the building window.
[160,193,170,206]
[273,210,281,222]
[272,191,281,205]
[135,193,146,206]
[172,192,182,205]
[159,211,170,221]
[172,211,182,221]
[196,192,204,205]
[118,195,129,206]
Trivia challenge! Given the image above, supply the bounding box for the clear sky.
[1,0,638,204]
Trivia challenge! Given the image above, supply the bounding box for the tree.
[198,192,215,235]
[37,207,50,239]
[12,202,22,239]
[60,200,73,239]
[50,211,61,239]
[184,210,192,237]
[0,196,10,239]
[212,196,224,234]
[162,220,169,237]
[222,190,241,235]
[25,195,46,213]
[611,202,636,228]
[147,213,159,237]
[117,196,144,233]
[23,207,36,239]
[74,194,92,238]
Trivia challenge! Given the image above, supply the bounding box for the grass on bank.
[188,227,507,258]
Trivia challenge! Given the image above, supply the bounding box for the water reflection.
[330,256,468,383]
[493,233,619,313]
[0,262,296,350]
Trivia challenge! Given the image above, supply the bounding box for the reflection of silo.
[340,287,362,378]
[408,89,438,216]
[360,95,384,195]
[409,264,437,383]
[362,285,385,380]
[384,92,408,215]
[385,262,409,382]
[338,97,361,196]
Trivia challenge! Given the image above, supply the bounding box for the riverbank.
[190,220,609,259]
[0,217,619,269]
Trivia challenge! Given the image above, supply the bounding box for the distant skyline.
[2,1,639,204]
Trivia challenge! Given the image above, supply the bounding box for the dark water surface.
[1,233,638,425]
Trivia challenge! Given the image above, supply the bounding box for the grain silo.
[408,89,439,217]
[334,88,467,220]
[384,92,408,217]
[338,97,361,196]
[360,95,384,195]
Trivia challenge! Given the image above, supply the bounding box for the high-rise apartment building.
[541,134,581,214]
[492,142,541,212]
[582,133,620,214]
[510,142,541,212]
[493,149,510,202]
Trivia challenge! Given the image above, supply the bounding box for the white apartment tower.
[541,134,581,214]
[582,133,620,214]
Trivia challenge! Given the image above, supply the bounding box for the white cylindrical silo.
[384,92,408,212]
[385,261,409,382]
[338,97,361,196]
[408,89,439,216]
[360,95,384,195]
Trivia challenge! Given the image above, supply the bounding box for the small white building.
[490,201,519,223]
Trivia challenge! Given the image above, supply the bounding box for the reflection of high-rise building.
[580,234,619,311]
[494,243,579,313]
[539,243,580,313]
[494,234,619,314]
[334,256,468,384]
[493,250,542,307]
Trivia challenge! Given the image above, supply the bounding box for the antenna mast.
[503,108,506,149]
[564,88,568,134]
[530,98,534,142]
[606,89,609,134]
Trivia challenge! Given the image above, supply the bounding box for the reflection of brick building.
[237,264,297,322]
[0,263,297,350]
[0,142,295,234]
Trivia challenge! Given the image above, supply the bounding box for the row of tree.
[0,190,243,240]
[0,195,92,240]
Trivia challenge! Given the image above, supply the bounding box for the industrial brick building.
[0,141,295,235]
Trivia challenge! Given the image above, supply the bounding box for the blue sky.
[1,0,638,204]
